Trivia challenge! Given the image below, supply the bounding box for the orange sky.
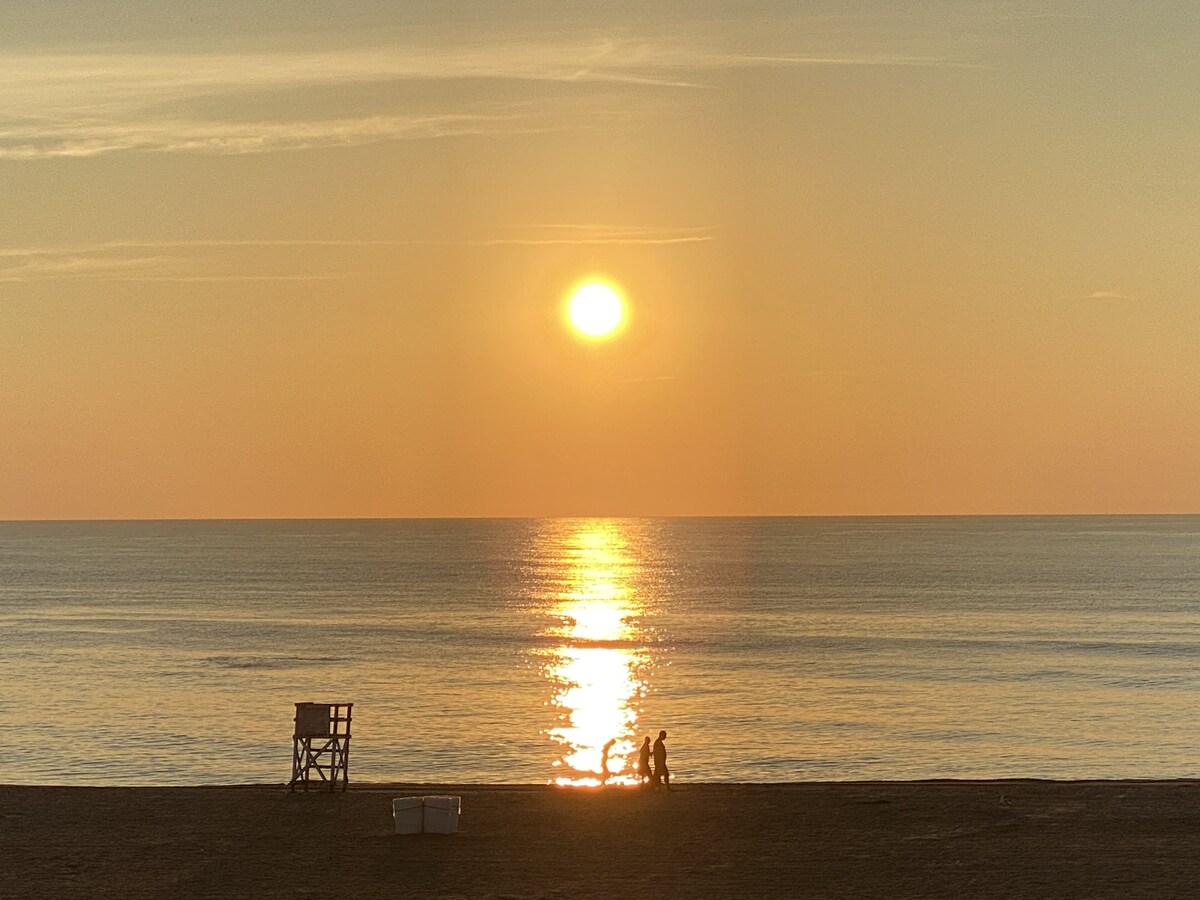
[1,3,1197,518]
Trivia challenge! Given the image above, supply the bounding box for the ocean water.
[0,517,1197,786]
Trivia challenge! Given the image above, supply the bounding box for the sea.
[1,517,1197,786]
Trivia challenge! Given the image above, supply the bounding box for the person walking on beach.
[637,736,653,786]
[599,738,616,785]
[652,730,671,790]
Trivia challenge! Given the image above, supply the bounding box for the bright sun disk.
[567,281,625,339]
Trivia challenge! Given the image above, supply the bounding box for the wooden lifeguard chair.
[288,702,352,792]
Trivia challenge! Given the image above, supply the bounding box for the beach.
[5,781,1199,899]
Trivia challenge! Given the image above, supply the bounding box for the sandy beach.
[4,781,1199,899]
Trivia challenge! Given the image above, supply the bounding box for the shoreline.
[4,777,1199,789]
[6,781,1199,898]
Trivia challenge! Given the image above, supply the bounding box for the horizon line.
[3,512,1197,525]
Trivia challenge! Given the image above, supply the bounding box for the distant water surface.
[0,517,1197,785]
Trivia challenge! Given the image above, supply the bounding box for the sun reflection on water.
[538,521,650,787]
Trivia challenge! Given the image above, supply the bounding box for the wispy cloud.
[1084,290,1137,301]
[0,39,971,159]
[0,113,539,160]
[708,53,980,68]
[481,224,716,245]
[0,255,164,282]
[0,225,715,282]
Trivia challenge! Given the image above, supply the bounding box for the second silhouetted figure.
[652,730,671,789]
[637,736,653,785]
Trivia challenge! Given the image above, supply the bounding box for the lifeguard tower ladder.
[289,702,352,792]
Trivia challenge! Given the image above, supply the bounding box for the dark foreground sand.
[3,782,1199,899]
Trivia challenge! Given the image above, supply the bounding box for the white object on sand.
[392,795,461,834]
[392,797,424,834]
[421,795,461,834]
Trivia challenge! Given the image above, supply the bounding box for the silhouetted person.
[652,730,671,790]
[637,736,653,786]
[599,738,616,785]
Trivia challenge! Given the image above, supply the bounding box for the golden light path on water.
[541,521,649,787]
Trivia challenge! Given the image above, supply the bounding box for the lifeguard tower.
[288,702,352,792]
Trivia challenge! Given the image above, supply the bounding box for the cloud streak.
[0,113,539,160]
[0,39,972,159]
[475,225,716,245]
[0,255,165,282]
[1085,291,1136,302]
[0,226,715,282]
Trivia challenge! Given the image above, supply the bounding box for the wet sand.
[4,781,1199,899]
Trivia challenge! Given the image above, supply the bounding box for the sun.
[566,280,626,340]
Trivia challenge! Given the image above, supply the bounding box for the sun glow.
[566,280,626,339]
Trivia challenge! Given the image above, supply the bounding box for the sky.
[1,1,1198,518]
